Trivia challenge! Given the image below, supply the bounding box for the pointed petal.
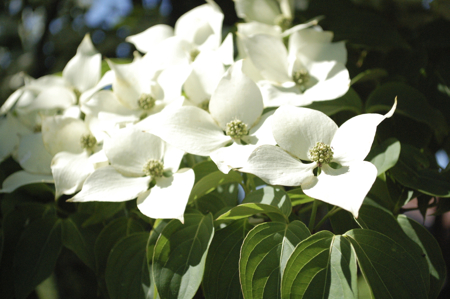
[104,127,164,177]
[241,34,292,85]
[52,151,94,199]
[69,166,151,202]
[272,106,338,160]
[0,171,54,193]
[302,162,378,217]
[163,142,185,173]
[175,1,223,48]
[79,70,114,104]
[184,50,225,105]
[258,81,311,107]
[235,0,281,25]
[62,34,101,92]
[126,24,174,53]
[211,143,259,174]
[137,168,195,222]
[18,133,52,174]
[158,63,192,103]
[209,60,263,129]
[149,106,231,156]
[141,37,190,74]
[331,99,397,165]
[217,32,234,65]
[239,145,315,186]
[108,59,145,109]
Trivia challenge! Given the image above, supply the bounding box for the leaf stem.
[308,200,319,232]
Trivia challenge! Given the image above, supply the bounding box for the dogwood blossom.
[146,60,276,173]
[69,127,194,223]
[239,99,397,217]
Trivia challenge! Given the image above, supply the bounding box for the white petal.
[41,116,89,155]
[158,63,192,103]
[302,162,378,217]
[217,32,234,65]
[69,166,150,202]
[62,34,101,92]
[209,60,263,129]
[104,127,164,177]
[22,86,76,113]
[211,143,259,174]
[108,59,145,109]
[296,41,347,65]
[0,114,32,162]
[1,88,24,115]
[235,0,281,25]
[149,106,231,156]
[0,171,54,193]
[184,50,225,105]
[239,145,315,186]
[18,133,52,174]
[272,106,338,160]
[141,37,190,74]
[241,34,292,85]
[258,81,311,107]
[175,1,223,48]
[52,151,94,199]
[237,22,282,38]
[79,70,114,104]
[126,24,174,53]
[163,142,185,173]
[288,29,333,56]
[331,99,397,165]
[137,168,195,223]
[248,111,277,145]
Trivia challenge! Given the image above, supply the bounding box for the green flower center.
[138,94,156,110]
[80,134,97,150]
[274,14,292,31]
[292,69,310,88]
[226,119,248,139]
[143,159,164,178]
[308,142,334,167]
[190,49,200,61]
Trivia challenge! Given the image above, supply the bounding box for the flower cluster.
[0,0,395,221]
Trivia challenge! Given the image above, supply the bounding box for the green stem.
[308,200,319,232]
[314,206,342,231]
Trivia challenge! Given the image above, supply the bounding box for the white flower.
[146,60,276,173]
[234,0,294,30]
[239,99,397,217]
[69,127,194,223]
[240,28,350,107]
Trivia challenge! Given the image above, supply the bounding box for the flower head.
[239,99,397,217]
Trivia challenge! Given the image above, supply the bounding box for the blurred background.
[1,0,450,298]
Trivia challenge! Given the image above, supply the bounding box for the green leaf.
[216,203,288,223]
[80,202,125,227]
[287,188,315,206]
[243,186,292,218]
[61,213,103,270]
[94,217,144,297]
[152,213,215,299]
[13,217,62,299]
[188,170,243,202]
[390,144,450,197]
[366,82,449,139]
[329,209,359,235]
[281,231,358,298]
[105,232,150,299]
[398,215,447,299]
[203,220,251,299]
[303,87,362,116]
[240,221,310,299]
[196,183,239,217]
[307,0,409,50]
[345,229,429,299]
[192,160,219,183]
[350,68,388,85]
[357,199,430,291]
[366,138,401,176]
